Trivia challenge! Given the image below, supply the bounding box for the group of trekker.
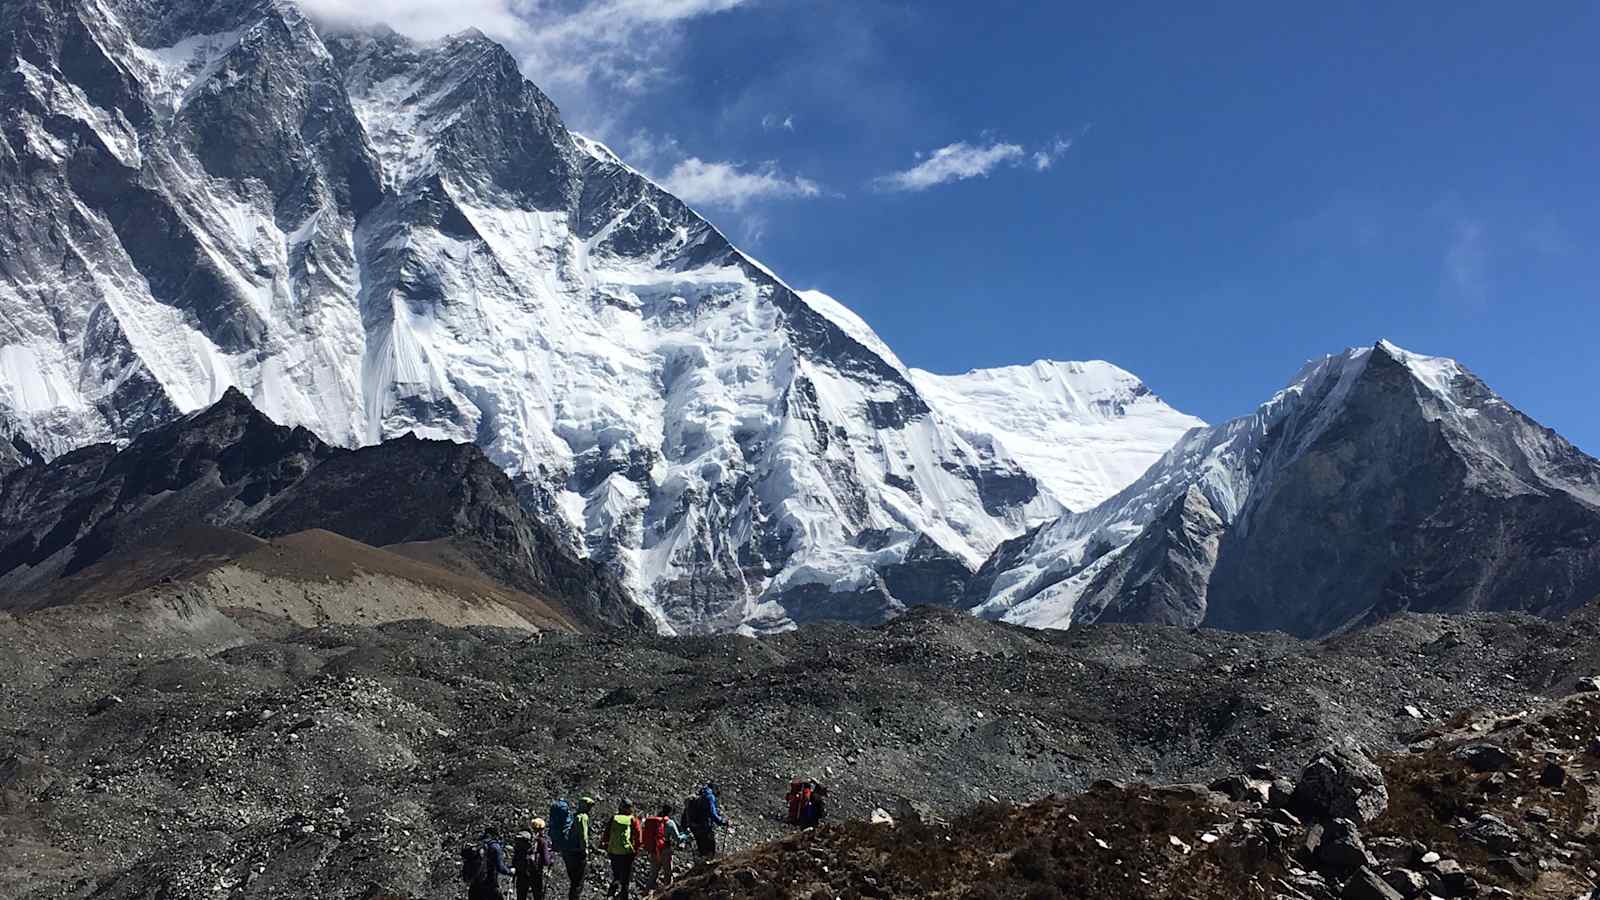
[462,783,730,900]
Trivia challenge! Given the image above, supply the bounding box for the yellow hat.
[531,817,547,830]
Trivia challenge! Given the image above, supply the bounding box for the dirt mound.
[222,529,578,632]
[9,525,268,611]
[16,526,579,636]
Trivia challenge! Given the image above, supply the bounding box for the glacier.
[0,0,1203,633]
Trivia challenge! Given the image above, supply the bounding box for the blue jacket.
[483,840,514,877]
[701,786,728,826]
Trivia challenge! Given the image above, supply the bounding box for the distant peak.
[215,385,254,407]
[181,386,275,429]
[928,358,1143,387]
[1373,338,1409,359]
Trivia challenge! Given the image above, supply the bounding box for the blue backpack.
[549,800,576,851]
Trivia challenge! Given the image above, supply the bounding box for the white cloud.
[297,0,527,41]
[297,0,751,131]
[1032,136,1075,171]
[874,140,1026,192]
[515,0,750,97]
[660,157,821,210]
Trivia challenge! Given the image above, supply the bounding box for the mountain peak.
[911,358,1205,513]
[972,339,1600,636]
[5,6,1170,634]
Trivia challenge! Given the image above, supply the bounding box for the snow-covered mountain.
[969,341,1600,636]
[0,0,1200,633]
[910,360,1206,513]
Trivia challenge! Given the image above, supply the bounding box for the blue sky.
[308,0,1599,452]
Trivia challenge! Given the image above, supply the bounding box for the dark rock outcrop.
[0,389,646,630]
[1292,746,1390,825]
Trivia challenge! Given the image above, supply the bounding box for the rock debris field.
[2,601,1599,898]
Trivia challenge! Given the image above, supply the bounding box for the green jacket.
[574,811,591,854]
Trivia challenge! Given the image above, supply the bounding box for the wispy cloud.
[660,158,821,210]
[874,140,1025,192]
[1443,218,1490,306]
[298,0,527,39]
[1032,131,1085,171]
[761,112,797,132]
[299,0,751,132]
[515,0,750,98]
[874,132,1081,192]
[623,129,826,212]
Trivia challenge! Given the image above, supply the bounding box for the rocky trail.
[668,688,1600,899]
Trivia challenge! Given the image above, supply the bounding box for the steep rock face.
[1074,485,1224,628]
[973,342,1600,636]
[1204,346,1600,635]
[0,389,644,630]
[0,0,1200,632]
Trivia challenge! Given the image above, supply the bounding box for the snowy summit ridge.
[0,0,1202,633]
[969,340,1600,636]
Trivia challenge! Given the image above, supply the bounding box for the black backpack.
[460,843,486,883]
[682,793,710,828]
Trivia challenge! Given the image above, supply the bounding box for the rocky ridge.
[0,387,643,630]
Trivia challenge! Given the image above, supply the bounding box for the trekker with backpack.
[641,801,690,890]
[800,783,827,827]
[682,783,730,859]
[785,779,816,826]
[549,796,595,900]
[603,799,643,900]
[462,827,515,900]
[513,819,555,900]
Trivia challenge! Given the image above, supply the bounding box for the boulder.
[1343,868,1404,900]
[1210,774,1255,801]
[1465,814,1518,853]
[1282,870,1333,900]
[1539,762,1566,788]
[1307,818,1378,870]
[1292,746,1390,824]
[1574,675,1600,693]
[1270,807,1305,829]
[1483,857,1533,884]
[1270,777,1297,809]
[1151,783,1214,802]
[1431,859,1477,897]
[895,796,943,828]
[1451,743,1514,773]
[1380,868,1427,898]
